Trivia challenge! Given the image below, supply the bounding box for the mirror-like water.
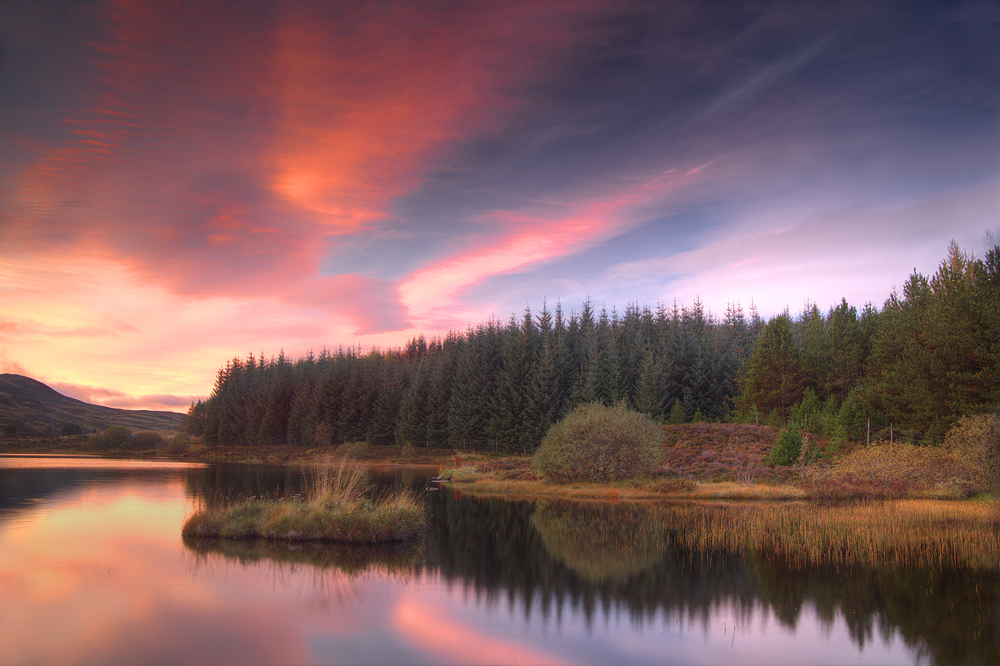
[1,455,996,665]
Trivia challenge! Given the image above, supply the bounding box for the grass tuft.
[182,457,425,544]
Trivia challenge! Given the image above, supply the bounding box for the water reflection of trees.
[423,492,1000,666]
[180,463,435,507]
[183,463,309,505]
[182,536,423,575]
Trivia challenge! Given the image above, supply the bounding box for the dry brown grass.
[664,498,1000,569]
[439,468,804,501]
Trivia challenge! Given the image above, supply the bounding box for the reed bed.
[664,499,999,569]
[182,459,426,544]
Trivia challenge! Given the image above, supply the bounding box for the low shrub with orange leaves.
[802,441,982,499]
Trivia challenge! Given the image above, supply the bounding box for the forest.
[186,241,999,452]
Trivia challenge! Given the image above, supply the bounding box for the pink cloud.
[0,358,31,376]
[49,381,196,413]
[399,166,707,329]
[3,0,631,311]
[293,274,409,335]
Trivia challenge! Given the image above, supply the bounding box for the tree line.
[186,240,999,449]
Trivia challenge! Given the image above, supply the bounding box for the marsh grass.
[665,499,999,569]
[182,457,425,543]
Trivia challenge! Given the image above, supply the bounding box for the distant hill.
[0,374,185,434]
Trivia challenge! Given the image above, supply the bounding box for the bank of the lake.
[4,429,995,504]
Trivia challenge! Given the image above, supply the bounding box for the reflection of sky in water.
[0,454,207,470]
[0,457,964,665]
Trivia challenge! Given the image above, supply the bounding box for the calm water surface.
[1,455,996,665]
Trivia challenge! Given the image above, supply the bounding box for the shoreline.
[3,437,995,504]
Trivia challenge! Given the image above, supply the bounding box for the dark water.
[1,455,997,665]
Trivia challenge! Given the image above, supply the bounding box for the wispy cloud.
[603,178,1000,315]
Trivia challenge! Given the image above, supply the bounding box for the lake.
[1,455,997,665]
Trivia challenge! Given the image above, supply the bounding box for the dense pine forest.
[186,241,999,451]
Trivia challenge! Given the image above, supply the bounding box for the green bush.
[166,433,192,454]
[532,402,663,483]
[85,425,133,450]
[767,428,803,466]
[129,430,165,449]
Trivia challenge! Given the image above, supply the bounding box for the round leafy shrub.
[767,428,803,466]
[85,425,132,450]
[166,433,192,454]
[532,402,663,483]
[129,430,165,449]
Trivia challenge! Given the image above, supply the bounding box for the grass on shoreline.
[181,459,426,544]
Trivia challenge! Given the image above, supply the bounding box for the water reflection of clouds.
[0,455,208,470]
[0,481,303,666]
[391,582,569,666]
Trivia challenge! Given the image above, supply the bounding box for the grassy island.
[181,460,425,543]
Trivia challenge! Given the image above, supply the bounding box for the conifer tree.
[736,314,803,423]
[425,334,459,447]
[488,315,535,453]
[337,355,377,443]
[286,380,317,446]
[797,302,831,399]
[447,321,502,449]
[368,360,404,445]
[668,398,686,424]
[395,357,429,446]
[825,298,865,401]
[525,302,566,445]
[866,241,1000,439]
[633,345,665,418]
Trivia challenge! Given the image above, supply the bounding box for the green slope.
[0,374,184,433]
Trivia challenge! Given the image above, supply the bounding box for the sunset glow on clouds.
[2,0,998,410]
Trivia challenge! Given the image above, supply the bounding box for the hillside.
[0,374,185,433]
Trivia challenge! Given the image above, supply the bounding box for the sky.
[2,0,999,412]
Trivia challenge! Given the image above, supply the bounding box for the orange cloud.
[3,0,624,306]
[263,2,607,233]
